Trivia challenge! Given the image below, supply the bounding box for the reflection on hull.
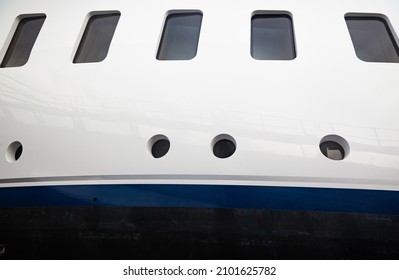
[1,206,399,259]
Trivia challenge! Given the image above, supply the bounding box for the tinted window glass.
[157,12,203,60]
[345,15,399,62]
[251,13,296,60]
[1,14,46,68]
[74,12,121,63]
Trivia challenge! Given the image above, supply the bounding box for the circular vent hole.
[212,134,236,159]
[319,135,349,161]
[148,135,170,158]
[6,141,23,163]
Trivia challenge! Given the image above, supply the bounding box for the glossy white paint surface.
[0,0,398,190]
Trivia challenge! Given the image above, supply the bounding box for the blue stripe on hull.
[0,184,398,214]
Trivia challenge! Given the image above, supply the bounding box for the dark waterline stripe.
[0,184,398,214]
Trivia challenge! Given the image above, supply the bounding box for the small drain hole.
[319,135,350,160]
[6,141,23,163]
[148,135,170,158]
[212,134,236,159]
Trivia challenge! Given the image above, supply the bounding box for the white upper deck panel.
[0,0,398,189]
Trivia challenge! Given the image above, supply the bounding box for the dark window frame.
[345,13,399,63]
[1,14,46,68]
[73,11,121,63]
[156,10,203,60]
[251,11,296,60]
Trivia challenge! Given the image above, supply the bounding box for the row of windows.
[1,10,399,68]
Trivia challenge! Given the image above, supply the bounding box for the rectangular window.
[73,11,121,63]
[251,12,296,60]
[157,11,203,60]
[1,14,46,68]
[345,14,399,63]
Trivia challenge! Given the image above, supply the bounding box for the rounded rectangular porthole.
[73,11,121,63]
[157,10,203,60]
[345,13,399,63]
[251,11,296,60]
[1,14,46,68]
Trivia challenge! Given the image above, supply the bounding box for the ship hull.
[1,183,399,259]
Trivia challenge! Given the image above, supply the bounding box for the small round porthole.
[6,141,23,163]
[212,134,236,159]
[319,135,349,161]
[148,135,170,158]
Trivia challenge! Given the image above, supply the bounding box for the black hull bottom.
[0,206,399,259]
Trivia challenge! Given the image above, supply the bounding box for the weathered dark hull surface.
[0,206,398,259]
